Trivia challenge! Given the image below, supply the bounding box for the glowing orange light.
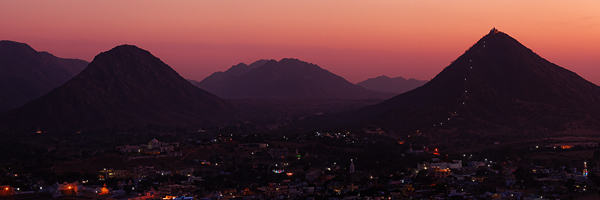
[286,172,293,176]
[561,145,573,149]
[100,186,110,195]
[5,187,8,190]
[68,186,72,189]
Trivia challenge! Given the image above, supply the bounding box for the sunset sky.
[2,0,599,84]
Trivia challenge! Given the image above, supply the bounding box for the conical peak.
[433,28,600,112]
[484,27,511,41]
[480,29,521,46]
[321,28,600,142]
[1,43,236,130]
[458,29,535,63]
[111,44,142,50]
[101,44,150,56]
[424,28,561,104]
[90,44,163,68]
[79,44,182,84]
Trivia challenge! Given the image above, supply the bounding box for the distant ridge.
[0,40,88,112]
[196,58,395,99]
[187,79,200,86]
[2,45,236,131]
[357,75,427,94]
[197,59,271,95]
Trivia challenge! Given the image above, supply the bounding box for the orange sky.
[1,0,599,84]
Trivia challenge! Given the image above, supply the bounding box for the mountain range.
[195,58,395,99]
[1,45,236,131]
[195,59,270,96]
[357,75,427,94]
[0,40,88,113]
[4,28,600,139]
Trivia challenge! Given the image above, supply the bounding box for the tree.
[124,185,133,194]
[434,183,448,194]
[492,164,503,171]
[565,178,576,192]
[450,195,466,200]
[303,164,311,172]
[475,169,488,176]
[588,171,600,186]
[594,150,600,160]
[514,166,529,180]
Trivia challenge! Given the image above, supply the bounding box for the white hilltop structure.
[115,138,182,160]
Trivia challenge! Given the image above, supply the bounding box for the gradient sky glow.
[2,0,599,84]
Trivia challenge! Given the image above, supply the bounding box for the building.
[116,145,141,153]
[306,171,322,182]
[269,148,289,159]
[156,171,172,176]
[430,160,462,170]
[57,182,80,195]
[0,185,15,196]
[490,27,500,34]
[259,183,289,197]
[134,166,156,178]
[179,168,195,176]
[157,184,184,197]
[86,184,110,195]
[418,160,462,171]
[116,138,178,155]
[99,168,130,180]
[469,161,486,169]
[431,168,452,179]
[238,143,268,149]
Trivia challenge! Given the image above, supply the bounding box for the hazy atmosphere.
[2,0,599,83]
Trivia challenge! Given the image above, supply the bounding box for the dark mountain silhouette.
[195,59,271,95]
[2,45,236,131]
[0,40,88,112]
[187,79,200,86]
[196,58,395,99]
[357,75,427,94]
[311,28,600,141]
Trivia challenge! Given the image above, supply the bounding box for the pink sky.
[1,1,599,84]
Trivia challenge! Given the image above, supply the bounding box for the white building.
[418,160,462,171]
[116,138,177,154]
